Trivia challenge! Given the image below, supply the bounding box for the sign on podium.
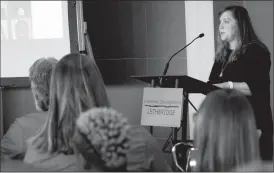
[141,87,183,127]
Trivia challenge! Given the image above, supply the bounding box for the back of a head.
[194,89,260,172]
[48,53,109,153]
[52,53,110,108]
[73,107,130,171]
[29,57,58,111]
[29,53,110,154]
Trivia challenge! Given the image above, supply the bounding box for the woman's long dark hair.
[215,5,268,63]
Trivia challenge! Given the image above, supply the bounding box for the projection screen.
[1,1,71,78]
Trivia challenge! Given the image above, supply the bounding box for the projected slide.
[1,1,64,40]
[1,1,70,78]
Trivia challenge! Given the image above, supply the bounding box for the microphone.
[162,33,204,76]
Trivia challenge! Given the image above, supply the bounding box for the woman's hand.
[213,82,252,96]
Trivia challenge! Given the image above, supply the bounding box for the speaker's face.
[219,10,239,44]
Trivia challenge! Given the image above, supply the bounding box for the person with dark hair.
[208,5,273,161]
[1,58,58,160]
[193,89,261,171]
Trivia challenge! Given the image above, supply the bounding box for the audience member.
[23,53,170,171]
[193,89,260,172]
[73,107,130,172]
[1,58,57,160]
[74,107,172,172]
[23,53,109,171]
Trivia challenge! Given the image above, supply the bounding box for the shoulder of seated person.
[24,111,48,119]
[127,125,159,157]
[17,112,48,126]
[126,126,150,169]
[128,125,147,145]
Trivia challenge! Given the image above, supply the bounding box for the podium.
[131,75,218,152]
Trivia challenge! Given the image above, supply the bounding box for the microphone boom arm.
[162,34,202,76]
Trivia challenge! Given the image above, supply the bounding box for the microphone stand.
[160,33,204,86]
[162,36,200,76]
[160,33,204,152]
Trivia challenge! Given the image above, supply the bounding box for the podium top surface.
[131,75,219,95]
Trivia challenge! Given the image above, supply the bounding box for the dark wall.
[83,1,187,85]
[83,1,187,142]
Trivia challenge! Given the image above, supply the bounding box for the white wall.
[184,1,215,139]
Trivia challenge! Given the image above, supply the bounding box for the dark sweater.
[208,42,273,133]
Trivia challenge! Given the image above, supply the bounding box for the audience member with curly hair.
[73,107,130,171]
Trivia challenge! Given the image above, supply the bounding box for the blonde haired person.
[73,107,130,172]
[23,53,110,171]
[1,58,57,161]
[193,89,260,172]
